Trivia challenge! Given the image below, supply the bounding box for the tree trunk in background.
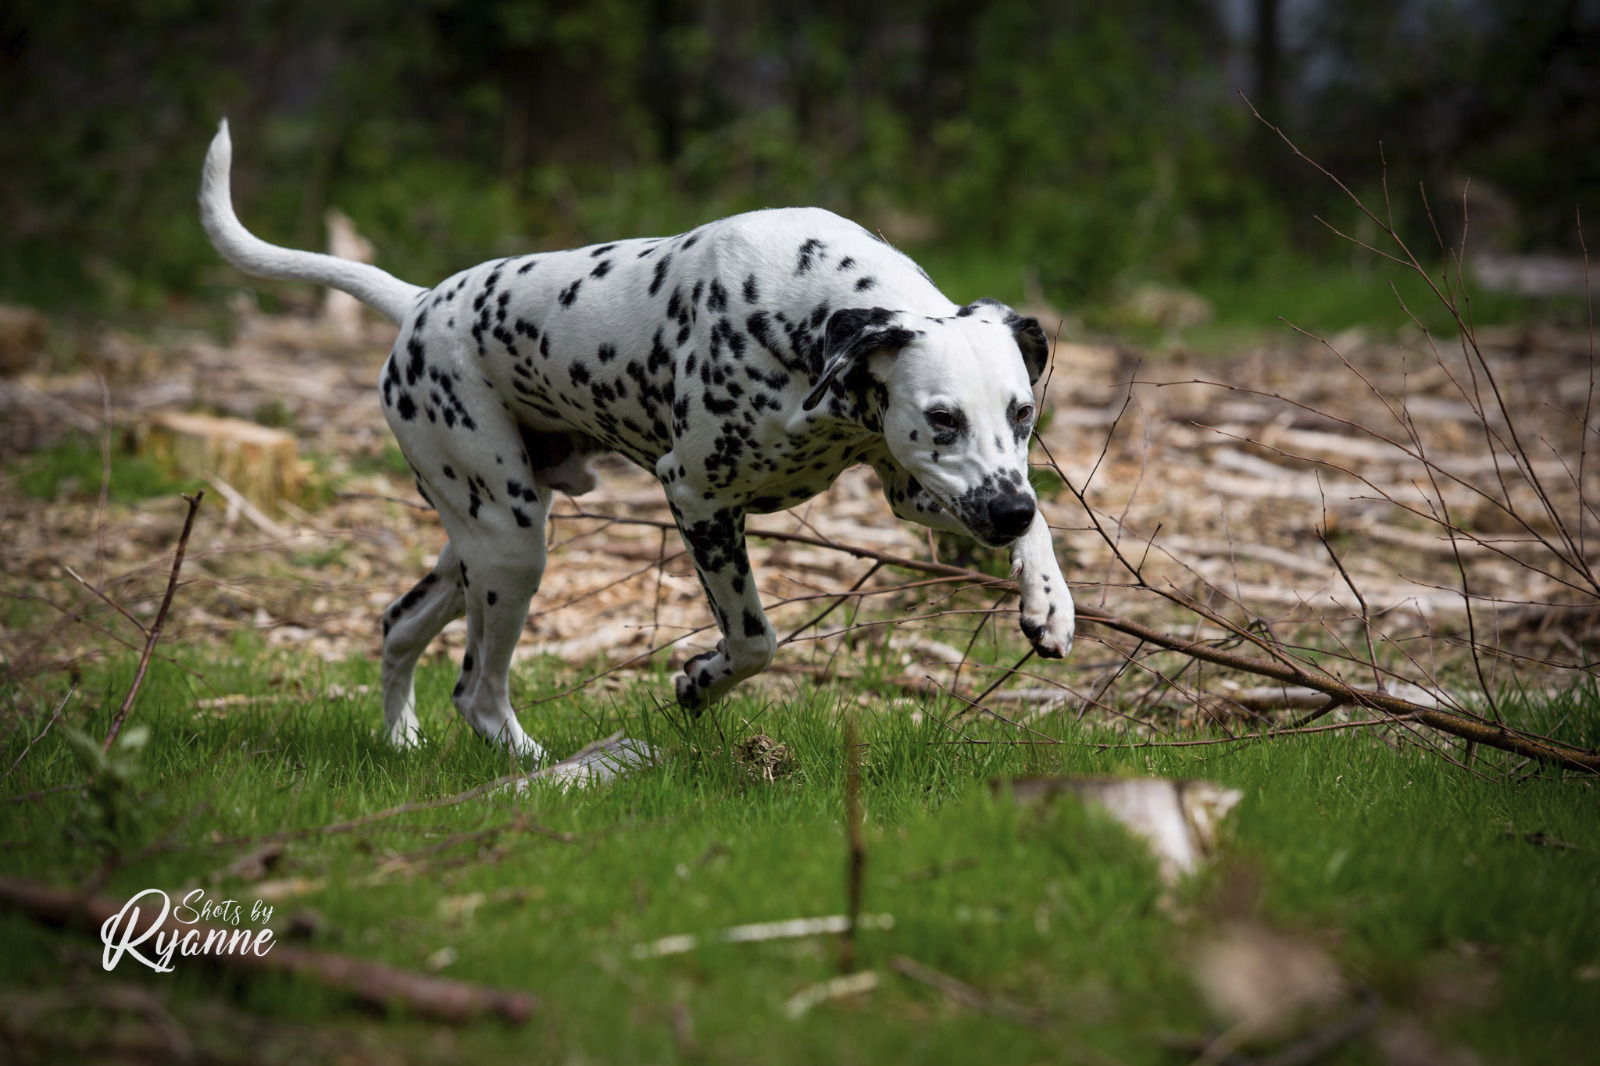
[1253,0,1280,118]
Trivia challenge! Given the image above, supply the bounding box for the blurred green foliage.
[0,0,1594,317]
[6,433,200,502]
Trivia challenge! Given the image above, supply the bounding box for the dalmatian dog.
[200,120,1075,761]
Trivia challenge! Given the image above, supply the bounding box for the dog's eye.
[926,410,958,432]
[1015,404,1034,424]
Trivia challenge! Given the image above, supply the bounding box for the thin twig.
[103,491,204,752]
[890,955,1049,1026]
[62,565,149,636]
[2,685,74,781]
[840,717,865,974]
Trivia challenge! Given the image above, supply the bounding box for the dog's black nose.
[987,493,1036,542]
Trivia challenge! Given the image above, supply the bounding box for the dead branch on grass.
[0,875,535,1025]
[890,954,1049,1026]
[546,503,1599,770]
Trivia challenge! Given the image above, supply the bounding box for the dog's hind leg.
[442,481,553,761]
[380,542,466,748]
[380,363,554,759]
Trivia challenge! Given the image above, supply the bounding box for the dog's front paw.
[1019,590,1075,660]
[675,672,711,714]
[674,644,725,715]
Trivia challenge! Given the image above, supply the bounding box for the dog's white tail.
[199,120,426,324]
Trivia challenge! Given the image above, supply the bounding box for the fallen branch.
[783,971,881,1019]
[632,912,896,959]
[553,509,1600,773]
[202,470,291,540]
[103,491,204,753]
[890,954,1048,1026]
[0,875,534,1025]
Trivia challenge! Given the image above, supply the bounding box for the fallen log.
[0,875,536,1025]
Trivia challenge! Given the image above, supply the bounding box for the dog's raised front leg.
[1009,513,1074,658]
[663,492,776,712]
[875,459,1073,659]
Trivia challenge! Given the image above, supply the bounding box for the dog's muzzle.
[982,492,1036,545]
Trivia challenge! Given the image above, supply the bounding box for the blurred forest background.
[1,0,1596,323]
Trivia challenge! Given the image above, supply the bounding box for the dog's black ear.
[802,307,916,412]
[1009,313,1049,385]
[962,299,1049,385]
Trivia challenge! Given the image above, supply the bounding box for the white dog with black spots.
[200,120,1075,762]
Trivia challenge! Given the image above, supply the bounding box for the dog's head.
[805,300,1049,548]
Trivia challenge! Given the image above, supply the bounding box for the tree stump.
[0,305,48,377]
[144,412,305,515]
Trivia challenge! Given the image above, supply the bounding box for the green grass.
[1,644,1597,1064]
[4,433,200,502]
[1190,261,1587,336]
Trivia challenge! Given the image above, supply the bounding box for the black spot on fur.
[795,237,825,275]
[649,254,673,297]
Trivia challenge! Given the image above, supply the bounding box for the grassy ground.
[1,640,1596,1065]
